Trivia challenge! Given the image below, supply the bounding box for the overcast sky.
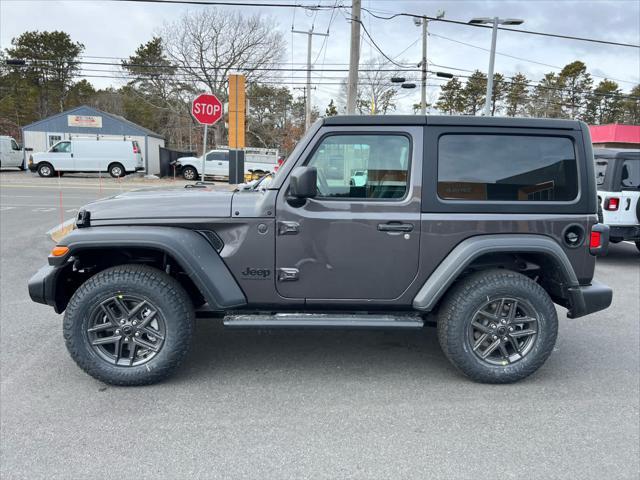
[1,0,638,114]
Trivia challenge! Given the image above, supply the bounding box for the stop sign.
[191,93,223,125]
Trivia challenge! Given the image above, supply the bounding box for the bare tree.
[161,10,286,144]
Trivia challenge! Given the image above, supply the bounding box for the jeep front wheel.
[63,265,195,385]
[437,269,558,384]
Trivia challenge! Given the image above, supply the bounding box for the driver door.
[275,127,423,302]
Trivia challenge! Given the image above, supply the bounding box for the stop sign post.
[191,93,223,181]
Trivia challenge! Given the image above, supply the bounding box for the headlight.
[47,217,77,243]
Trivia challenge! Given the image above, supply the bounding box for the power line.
[110,0,640,48]
[359,7,640,49]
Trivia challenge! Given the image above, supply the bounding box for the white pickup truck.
[175,147,279,181]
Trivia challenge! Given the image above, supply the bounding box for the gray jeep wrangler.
[29,116,613,385]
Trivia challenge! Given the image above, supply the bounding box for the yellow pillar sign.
[228,74,246,149]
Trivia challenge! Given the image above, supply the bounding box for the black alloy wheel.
[468,297,538,366]
[86,294,166,367]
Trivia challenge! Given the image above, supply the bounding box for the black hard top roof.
[593,148,640,160]
[322,115,581,130]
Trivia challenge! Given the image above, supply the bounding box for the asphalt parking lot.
[1,170,639,479]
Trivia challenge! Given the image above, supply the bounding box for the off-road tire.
[37,162,55,177]
[182,166,198,181]
[437,269,558,384]
[64,265,195,386]
[108,162,125,178]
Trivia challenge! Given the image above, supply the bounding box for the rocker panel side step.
[223,313,424,329]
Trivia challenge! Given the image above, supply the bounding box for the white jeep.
[595,148,640,252]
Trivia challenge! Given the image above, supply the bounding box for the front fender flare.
[412,234,579,313]
[54,226,247,310]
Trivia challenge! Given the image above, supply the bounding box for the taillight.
[605,197,619,211]
[133,143,140,154]
[589,224,609,256]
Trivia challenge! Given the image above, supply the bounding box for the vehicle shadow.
[178,320,458,382]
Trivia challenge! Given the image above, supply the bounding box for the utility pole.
[294,86,316,127]
[346,0,361,115]
[292,28,328,130]
[420,17,427,115]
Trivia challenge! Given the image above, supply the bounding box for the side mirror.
[289,166,317,199]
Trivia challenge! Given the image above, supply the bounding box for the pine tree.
[505,73,529,117]
[490,73,507,116]
[463,70,486,115]
[325,99,338,117]
[558,61,592,119]
[528,73,564,118]
[436,77,465,115]
[584,79,623,124]
[621,84,640,125]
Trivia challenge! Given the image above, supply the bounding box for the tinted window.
[306,134,410,199]
[206,151,228,161]
[595,159,608,186]
[51,141,71,153]
[438,134,578,202]
[621,160,640,189]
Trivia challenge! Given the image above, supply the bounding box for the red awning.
[589,124,640,144]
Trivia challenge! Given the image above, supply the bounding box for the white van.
[28,139,144,177]
[0,136,26,170]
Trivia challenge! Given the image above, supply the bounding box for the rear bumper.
[28,263,68,313]
[567,280,613,319]
[609,225,640,241]
[134,166,145,172]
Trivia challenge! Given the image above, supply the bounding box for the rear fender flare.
[412,234,579,313]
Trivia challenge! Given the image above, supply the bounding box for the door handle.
[377,222,414,232]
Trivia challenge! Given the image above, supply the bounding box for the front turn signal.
[50,246,69,257]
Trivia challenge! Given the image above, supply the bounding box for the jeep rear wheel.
[63,265,194,385]
[437,269,558,384]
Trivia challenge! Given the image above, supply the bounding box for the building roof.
[589,124,640,144]
[22,105,164,139]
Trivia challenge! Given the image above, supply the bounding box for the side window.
[595,159,608,186]
[306,134,410,199]
[51,141,71,153]
[437,134,578,202]
[621,160,640,189]
[206,151,227,161]
[11,139,20,150]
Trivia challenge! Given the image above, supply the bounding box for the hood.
[84,185,234,222]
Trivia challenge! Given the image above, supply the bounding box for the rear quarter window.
[437,134,578,202]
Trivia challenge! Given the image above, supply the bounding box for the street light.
[469,16,524,116]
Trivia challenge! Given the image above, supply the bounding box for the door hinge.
[278,221,300,235]
[277,267,299,282]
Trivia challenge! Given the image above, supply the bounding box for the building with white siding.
[21,105,165,174]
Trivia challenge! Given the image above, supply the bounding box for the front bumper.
[28,163,37,172]
[567,280,613,319]
[28,263,70,313]
[609,225,640,241]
